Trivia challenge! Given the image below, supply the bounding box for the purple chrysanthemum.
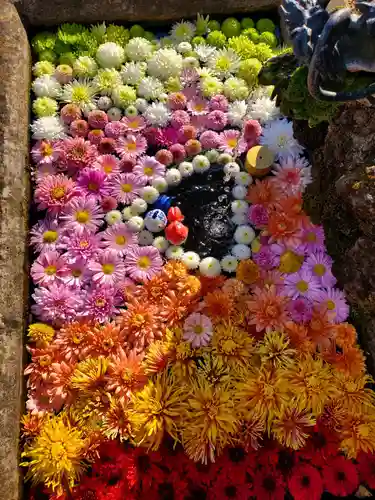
[247,204,269,227]
[301,223,325,253]
[77,168,111,201]
[29,218,63,253]
[303,252,336,288]
[124,245,163,282]
[88,248,126,286]
[101,223,138,255]
[315,288,349,323]
[60,196,104,233]
[283,268,322,301]
[63,258,92,288]
[133,156,166,184]
[61,229,103,261]
[109,173,147,205]
[30,250,68,286]
[84,285,121,323]
[31,282,84,324]
[287,297,313,323]
[252,245,277,270]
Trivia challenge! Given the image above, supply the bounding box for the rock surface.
[297,102,375,374]
[15,0,280,26]
[0,1,31,499]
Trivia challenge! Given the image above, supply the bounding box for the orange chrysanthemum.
[275,193,303,217]
[106,347,147,400]
[162,261,188,281]
[236,259,260,285]
[199,274,227,296]
[176,275,202,299]
[246,178,280,207]
[267,211,301,246]
[247,286,289,332]
[283,322,314,354]
[222,278,248,298]
[339,410,375,458]
[86,322,124,357]
[140,275,171,304]
[160,290,191,327]
[48,359,77,410]
[333,371,375,412]
[272,406,316,450]
[203,290,234,321]
[54,321,95,361]
[306,305,335,349]
[322,344,366,377]
[21,412,50,441]
[332,322,357,349]
[142,338,171,375]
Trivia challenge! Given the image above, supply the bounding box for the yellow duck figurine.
[245,145,275,177]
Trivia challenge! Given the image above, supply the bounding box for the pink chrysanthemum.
[209,95,229,112]
[63,258,92,288]
[272,164,307,196]
[60,103,82,124]
[99,137,116,155]
[93,154,121,177]
[181,67,200,86]
[119,157,137,172]
[206,110,227,131]
[31,140,62,166]
[61,137,98,170]
[155,149,173,166]
[60,196,104,233]
[77,168,110,201]
[167,92,187,110]
[116,134,147,160]
[199,130,220,149]
[243,119,262,147]
[34,174,77,214]
[88,110,108,129]
[170,143,187,164]
[30,250,68,286]
[101,223,138,255]
[61,229,103,261]
[170,110,190,129]
[177,124,197,143]
[315,288,349,323]
[154,127,180,148]
[34,162,59,182]
[252,245,277,270]
[288,297,313,323]
[283,268,322,302]
[101,196,118,212]
[88,249,126,286]
[185,139,202,156]
[48,360,76,410]
[301,222,325,253]
[87,129,105,145]
[218,129,247,155]
[303,252,336,288]
[133,156,166,183]
[183,313,213,348]
[121,115,146,133]
[124,245,163,282]
[104,121,126,139]
[69,119,89,138]
[84,285,121,323]
[190,114,207,133]
[30,218,62,253]
[187,96,209,116]
[31,283,83,324]
[248,204,269,227]
[109,173,147,204]
[182,82,199,101]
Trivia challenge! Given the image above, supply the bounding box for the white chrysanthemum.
[143,102,170,127]
[120,61,146,85]
[177,42,192,54]
[165,168,182,187]
[147,48,183,81]
[127,216,145,232]
[223,162,241,178]
[131,198,148,214]
[227,100,248,126]
[179,161,194,178]
[274,156,313,188]
[194,44,217,63]
[170,20,196,42]
[205,149,220,163]
[182,57,200,69]
[247,96,281,124]
[199,257,221,277]
[221,255,238,273]
[105,210,122,225]
[251,85,274,100]
[153,236,169,252]
[207,48,241,79]
[125,105,138,117]
[235,171,252,186]
[166,246,185,260]
[231,244,251,260]
[73,56,98,78]
[232,213,247,225]
[96,42,125,68]
[111,85,137,108]
[122,206,138,220]
[135,97,148,112]
[32,75,61,98]
[232,185,247,200]
[223,77,249,101]
[218,153,233,165]
[192,155,210,174]
[141,186,160,204]
[97,96,113,110]
[197,67,215,79]
[107,107,122,121]
[260,118,304,160]
[231,200,249,214]
[138,230,154,246]
[125,37,154,61]
[93,68,122,96]
[137,76,165,100]
[151,177,168,193]
[182,251,200,270]
[234,225,255,245]
[30,116,66,140]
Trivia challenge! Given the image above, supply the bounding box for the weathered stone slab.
[16,0,280,27]
[0,1,31,500]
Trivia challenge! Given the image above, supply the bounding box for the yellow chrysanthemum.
[101,394,134,442]
[236,413,265,451]
[333,371,375,412]
[339,409,375,458]
[283,355,338,415]
[168,327,197,380]
[21,412,50,441]
[28,323,55,346]
[142,337,172,375]
[21,415,87,495]
[195,353,232,386]
[237,367,290,430]
[70,357,109,393]
[271,405,316,450]
[257,331,296,368]
[129,371,186,450]
[181,376,239,463]
[211,321,255,372]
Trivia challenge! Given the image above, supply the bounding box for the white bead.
[131,198,148,214]
[165,168,182,186]
[151,176,168,193]
[221,255,239,273]
[235,171,253,186]
[141,186,160,203]
[105,210,122,225]
[166,245,184,260]
[231,244,251,260]
[177,42,192,53]
[138,230,154,246]
[127,216,144,232]
[153,236,169,252]
[234,225,256,245]
[179,161,194,177]
[231,200,249,214]
[199,257,222,277]
[232,185,247,200]
[231,213,248,226]
[181,251,200,269]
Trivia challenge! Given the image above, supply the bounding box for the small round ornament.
[245,145,274,177]
[165,221,189,245]
[144,209,168,233]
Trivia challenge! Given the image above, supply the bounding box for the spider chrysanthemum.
[271,405,316,449]
[60,79,98,113]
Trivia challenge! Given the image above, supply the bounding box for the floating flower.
[31,116,66,141]
[247,286,289,332]
[283,268,322,302]
[106,347,147,401]
[147,48,183,81]
[260,118,304,160]
[301,222,325,252]
[183,313,213,348]
[124,245,163,282]
[30,218,62,254]
[121,115,146,133]
[187,96,209,116]
[207,48,241,79]
[288,297,313,323]
[247,96,281,123]
[61,197,104,233]
[60,79,98,113]
[303,251,336,288]
[272,406,315,449]
[31,140,62,166]
[61,137,98,171]
[252,470,285,500]
[144,102,171,127]
[109,173,147,204]
[77,168,110,201]
[84,285,120,323]
[93,154,121,177]
[32,283,83,324]
[62,229,103,261]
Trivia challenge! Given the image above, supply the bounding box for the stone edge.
[0,2,31,500]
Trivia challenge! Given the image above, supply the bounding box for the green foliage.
[57,24,88,45]
[195,14,210,35]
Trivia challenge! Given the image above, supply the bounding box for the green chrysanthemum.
[228,35,258,60]
[93,68,122,95]
[195,13,210,36]
[57,23,88,46]
[223,77,249,100]
[32,97,58,117]
[256,18,275,34]
[112,85,137,108]
[91,22,107,42]
[105,24,130,46]
[32,32,56,54]
[237,58,262,86]
[259,31,278,48]
[206,30,227,48]
[200,75,224,98]
[38,50,57,64]
[33,61,55,78]
[73,56,98,78]
[242,27,260,43]
[254,42,273,62]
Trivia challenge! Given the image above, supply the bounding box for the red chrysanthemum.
[322,456,359,497]
[357,452,375,489]
[209,472,251,500]
[287,464,323,500]
[252,469,285,500]
[298,423,340,467]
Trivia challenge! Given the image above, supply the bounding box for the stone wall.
[0,2,31,500]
